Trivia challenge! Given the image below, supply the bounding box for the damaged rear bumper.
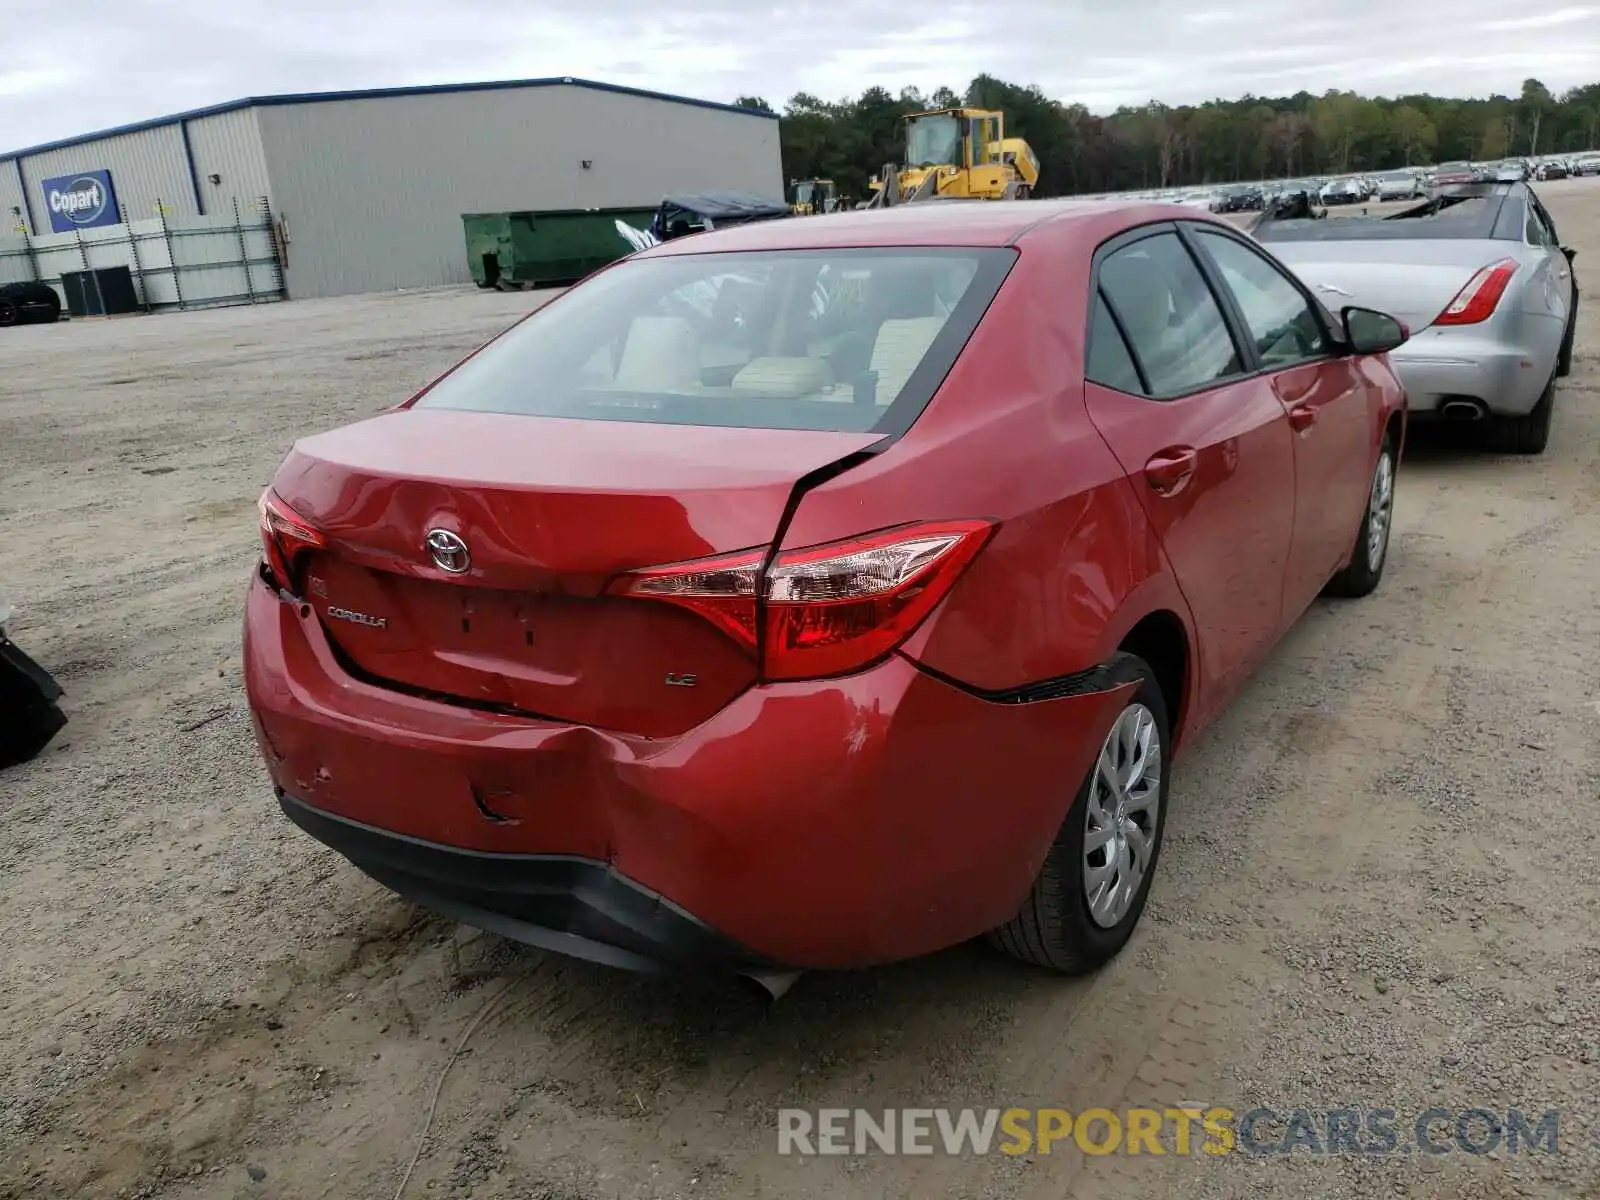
[244,573,1128,972]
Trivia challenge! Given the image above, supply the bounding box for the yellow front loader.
[789,178,840,215]
[863,108,1040,207]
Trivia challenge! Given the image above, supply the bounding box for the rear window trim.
[412,245,1019,439]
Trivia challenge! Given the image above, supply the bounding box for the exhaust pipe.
[739,970,803,1002]
[1439,398,1487,421]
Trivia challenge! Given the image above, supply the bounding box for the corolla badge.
[327,605,387,629]
[425,529,471,574]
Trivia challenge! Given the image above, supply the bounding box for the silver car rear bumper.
[1389,326,1556,418]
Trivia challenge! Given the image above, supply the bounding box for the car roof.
[636,199,1216,256]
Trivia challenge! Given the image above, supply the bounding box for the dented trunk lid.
[272,409,879,736]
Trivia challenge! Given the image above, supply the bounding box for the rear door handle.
[1144,447,1198,494]
[1288,403,1317,432]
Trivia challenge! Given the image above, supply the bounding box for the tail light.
[608,519,995,681]
[258,489,324,594]
[1433,259,1518,326]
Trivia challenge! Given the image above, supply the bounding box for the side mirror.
[1562,246,1577,263]
[1342,306,1409,355]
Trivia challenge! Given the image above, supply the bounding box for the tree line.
[734,77,1600,200]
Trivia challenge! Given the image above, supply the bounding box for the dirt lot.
[2,179,1598,1200]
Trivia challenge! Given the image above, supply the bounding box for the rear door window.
[1530,196,1561,245]
[1191,229,1328,369]
[414,248,1016,433]
[1096,232,1243,397]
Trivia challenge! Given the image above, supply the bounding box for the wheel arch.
[1115,609,1192,750]
[1384,406,1406,469]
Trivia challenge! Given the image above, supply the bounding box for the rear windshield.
[414,248,1016,433]
[1254,189,1508,243]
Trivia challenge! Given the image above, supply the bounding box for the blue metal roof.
[1,76,778,162]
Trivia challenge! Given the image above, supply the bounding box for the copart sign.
[41,169,121,232]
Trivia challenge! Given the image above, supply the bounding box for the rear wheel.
[989,653,1169,974]
[1325,434,1395,598]
[1485,376,1555,455]
[0,300,15,328]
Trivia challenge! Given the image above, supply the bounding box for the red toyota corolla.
[245,201,1407,989]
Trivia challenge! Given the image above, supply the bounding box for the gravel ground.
[1,178,1598,1200]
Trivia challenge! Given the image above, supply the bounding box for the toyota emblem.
[425,529,471,574]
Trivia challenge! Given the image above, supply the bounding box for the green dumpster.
[463,208,657,290]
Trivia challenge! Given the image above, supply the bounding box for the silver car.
[1319,178,1365,205]
[1252,181,1578,453]
[1374,170,1425,201]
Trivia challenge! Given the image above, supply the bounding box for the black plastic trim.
[278,792,787,974]
[907,654,1127,705]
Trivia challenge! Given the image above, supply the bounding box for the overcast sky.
[4,0,1598,153]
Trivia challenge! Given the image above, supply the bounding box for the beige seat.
[612,316,700,391]
[867,317,946,404]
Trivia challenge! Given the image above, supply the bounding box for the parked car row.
[245,196,1431,994]
[1081,150,1599,212]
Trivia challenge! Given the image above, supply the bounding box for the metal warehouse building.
[0,78,781,300]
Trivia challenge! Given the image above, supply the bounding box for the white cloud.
[1480,6,1598,30]
[2,0,1596,153]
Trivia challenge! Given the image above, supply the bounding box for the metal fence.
[0,195,285,313]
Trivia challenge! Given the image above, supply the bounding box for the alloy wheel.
[1083,702,1162,929]
[1367,451,1394,571]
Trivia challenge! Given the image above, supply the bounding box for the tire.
[989,652,1170,974]
[0,300,15,328]
[1557,296,1577,378]
[1484,376,1555,455]
[1325,433,1396,598]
